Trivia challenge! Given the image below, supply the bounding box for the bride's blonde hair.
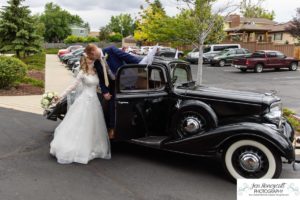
[80,54,89,74]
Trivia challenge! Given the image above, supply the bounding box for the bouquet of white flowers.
[41,91,59,109]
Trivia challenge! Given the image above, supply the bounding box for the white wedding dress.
[50,70,111,164]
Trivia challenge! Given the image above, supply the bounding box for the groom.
[84,44,141,139]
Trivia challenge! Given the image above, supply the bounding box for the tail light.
[245,59,249,65]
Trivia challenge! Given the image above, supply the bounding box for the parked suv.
[211,48,251,67]
[186,44,241,64]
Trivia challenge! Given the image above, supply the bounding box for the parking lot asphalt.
[0,106,299,200]
[191,64,300,114]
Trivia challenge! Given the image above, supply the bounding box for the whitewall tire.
[223,139,282,180]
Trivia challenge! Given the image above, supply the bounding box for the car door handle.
[118,101,129,105]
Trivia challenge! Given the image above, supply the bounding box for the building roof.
[225,15,276,25]
[225,24,272,32]
[88,31,99,37]
[267,21,293,33]
[123,35,136,43]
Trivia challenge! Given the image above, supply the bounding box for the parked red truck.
[232,50,299,73]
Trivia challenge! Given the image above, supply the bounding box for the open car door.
[114,64,171,147]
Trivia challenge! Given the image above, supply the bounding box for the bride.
[50,53,111,164]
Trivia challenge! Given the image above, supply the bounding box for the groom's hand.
[103,93,112,101]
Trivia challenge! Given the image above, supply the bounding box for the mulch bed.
[27,70,44,81]
[0,70,44,96]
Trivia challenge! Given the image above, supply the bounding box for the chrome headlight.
[264,102,283,127]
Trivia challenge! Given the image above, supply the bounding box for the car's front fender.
[164,122,295,161]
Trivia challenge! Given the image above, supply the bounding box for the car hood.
[175,85,280,105]
[58,49,67,53]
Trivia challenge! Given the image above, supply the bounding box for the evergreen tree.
[0,0,42,58]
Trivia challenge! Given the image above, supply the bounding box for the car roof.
[255,50,281,53]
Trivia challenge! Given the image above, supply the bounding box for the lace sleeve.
[59,70,84,99]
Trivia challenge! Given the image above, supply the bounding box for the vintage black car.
[45,57,299,180]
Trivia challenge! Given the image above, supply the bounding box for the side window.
[119,67,166,92]
[213,46,226,51]
[276,52,285,58]
[227,50,236,55]
[252,52,265,58]
[227,45,239,49]
[266,52,276,58]
[236,49,244,54]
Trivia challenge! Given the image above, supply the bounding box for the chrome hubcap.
[183,117,201,134]
[239,152,261,172]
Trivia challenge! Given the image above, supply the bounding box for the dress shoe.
[108,128,115,139]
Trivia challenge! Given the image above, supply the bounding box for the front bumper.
[233,64,248,69]
[185,57,211,64]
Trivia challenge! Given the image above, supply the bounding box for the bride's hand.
[103,93,112,101]
[53,96,61,104]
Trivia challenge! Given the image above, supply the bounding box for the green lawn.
[20,52,46,88]
[45,48,59,54]
[21,52,46,71]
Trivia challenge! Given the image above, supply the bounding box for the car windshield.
[73,49,84,56]
[218,49,230,55]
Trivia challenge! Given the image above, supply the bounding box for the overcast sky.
[0,0,299,31]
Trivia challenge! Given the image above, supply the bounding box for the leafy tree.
[285,8,300,43]
[99,26,111,41]
[108,33,123,42]
[240,0,275,20]
[40,2,88,42]
[108,13,135,37]
[134,0,169,42]
[0,0,43,57]
[174,0,236,85]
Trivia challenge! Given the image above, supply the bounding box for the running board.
[130,136,168,148]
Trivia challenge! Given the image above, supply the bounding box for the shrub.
[283,108,300,132]
[64,35,100,44]
[64,35,80,44]
[0,56,27,89]
[108,33,123,42]
[84,36,100,43]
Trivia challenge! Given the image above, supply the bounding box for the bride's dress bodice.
[60,70,99,99]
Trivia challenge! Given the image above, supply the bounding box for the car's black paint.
[46,57,296,179]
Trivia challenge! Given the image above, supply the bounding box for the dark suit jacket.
[94,46,141,94]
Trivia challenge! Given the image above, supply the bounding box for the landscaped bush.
[0,56,27,89]
[108,33,123,42]
[64,35,100,44]
[283,108,300,132]
[84,36,100,43]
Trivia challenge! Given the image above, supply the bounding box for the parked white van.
[186,44,241,64]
